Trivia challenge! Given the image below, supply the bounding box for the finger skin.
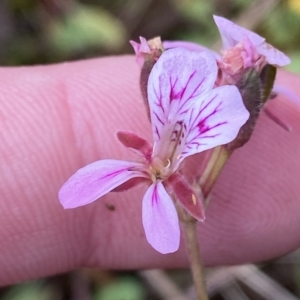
[0,56,299,286]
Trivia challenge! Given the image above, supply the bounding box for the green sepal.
[260,64,277,104]
[225,68,262,151]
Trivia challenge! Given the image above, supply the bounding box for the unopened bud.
[139,37,165,120]
[225,64,276,151]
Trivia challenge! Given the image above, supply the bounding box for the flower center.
[148,121,186,183]
[149,157,172,182]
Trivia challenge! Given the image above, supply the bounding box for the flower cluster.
[133,16,290,84]
[59,15,290,254]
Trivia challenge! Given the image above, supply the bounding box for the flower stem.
[178,206,209,300]
[175,146,233,300]
[179,146,234,299]
[199,146,232,198]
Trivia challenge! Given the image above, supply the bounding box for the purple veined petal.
[142,181,180,254]
[163,40,220,58]
[257,42,291,67]
[177,85,249,162]
[147,47,218,143]
[59,160,147,209]
[213,15,265,49]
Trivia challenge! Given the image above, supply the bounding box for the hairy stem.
[177,206,208,300]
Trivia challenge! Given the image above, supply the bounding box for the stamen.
[169,123,184,163]
[165,159,171,168]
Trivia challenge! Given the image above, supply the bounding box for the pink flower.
[163,40,214,54]
[214,15,290,67]
[161,16,290,72]
[59,48,249,254]
[218,37,262,75]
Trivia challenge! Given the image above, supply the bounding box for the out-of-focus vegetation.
[1,0,300,299]
[1,0,299,72]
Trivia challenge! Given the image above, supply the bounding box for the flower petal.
[257,42,291,67]
[147,47,218,143]
[178,85,249,161]
[142,182,180,254]
[213,16,290,67]
[59,160,146,209]
[163,40,220,58]
[213,15,265,49]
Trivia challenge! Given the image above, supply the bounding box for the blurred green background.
[1,0,300,299]
[1,0,300,73]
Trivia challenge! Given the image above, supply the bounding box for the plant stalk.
[178,206,208,300]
